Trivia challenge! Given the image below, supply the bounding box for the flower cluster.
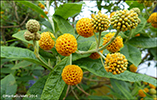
[24,19,41,41]
[110,9,141,32]
[147,12,157,28]
[104,53,128,75]
[103,32,123,53]
[39,32,55,50]
[91,11,110,32]
[76,18,94,38]
[129,64,137,72]
[61,65,83,85]
[55,34,77,56]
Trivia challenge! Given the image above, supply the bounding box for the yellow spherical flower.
[91,11,110,32]
[149,83,156,89]
[144,88,149,93]
[103,32,123,53]
[138,89,146,97]
[110,9,140,32]
[1,11,4,14]
[39,32,55,50]
[44,11,48,14]
[104,53,128,75]
[76,18,94,38]
[62,65,83,85]
[55,34,77,56]
[89,50,103,59]
[40,4,45,9]
[148,12,157,23]
[110,12,115,18]
[129,64,137,72]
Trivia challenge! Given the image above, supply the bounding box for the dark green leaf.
[41,57,70,100]
[23,76,48,100]
[12,30,33,44]
[17,1,48,19]
[53,15,75,35]
[54,3,82,19]
[120,44,142,67]
[1,74,17,100]
[73,58,157,86]
[125,0,144,11]
[41,21,53,32]
[110,79,134,99]
[127,37,157,48]
[11,60,33,70]
[1,46,47,67]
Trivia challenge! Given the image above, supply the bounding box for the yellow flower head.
[38,3,42,6]
[110,9,140,32]
[76,18,94,38]
[104,52,128,75]
[44,11,48,14]
[40,4,45,9]
[62,65,83,85]
[129,64,137,72]
[89,50,103,59]
[148,12,157,24]
[39,32,55,50]
[103,32,123,53]
[151,23,157,28]
[91,11,110,32]
[55,34,77,56]
[138,89,146,97]
[149,83,156,89]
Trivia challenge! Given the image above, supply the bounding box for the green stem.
[33,40,52,71]
[100,56,105,67]
[76,34,80,40]
[76,49,97,54]
[150,3,157,14]
[97,31,102,49]
[98,52,105,59]
[143,3,150,17]
[70,54,72,65]
[125,29,133,43]
[94,33,98,45]
[99,30,120,51]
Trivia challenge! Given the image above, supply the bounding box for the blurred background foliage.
[0,0,157,100]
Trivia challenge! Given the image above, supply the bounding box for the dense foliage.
[1,0,157,100]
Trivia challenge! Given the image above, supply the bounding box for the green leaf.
[11,60,33,70]
[1,46,47,67]
[132,16,147,36]
[17,1,48,19]
[41,21,53,32]
[110,79,134,99]
[73,58,157,86]
[12,30,33,44]
[149,47,157,60]
[41,57,70,100]
[127,37,157,48]
[1,74,17,100]
[125,0,144,11]
[120,44,141,67]
[87,95,112,100]
[72,53,90,61]
[23,76,48,100]
[53,15,75,35]
[54,3,82,19]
